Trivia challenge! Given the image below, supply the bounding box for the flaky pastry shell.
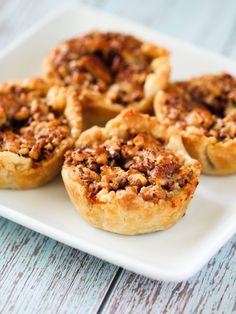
[154,73,236,175]
[43,32,170,128]
[0,78,82,189]
[62,109,200,235]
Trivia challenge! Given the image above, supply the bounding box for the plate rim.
[0,3,236,282]
[1,203,235,282]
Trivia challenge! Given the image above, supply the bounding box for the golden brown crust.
[62,109,200,235]
[0,78,82,189]
[182,131,236,175]
[154,73,236,175]
[43,32,170,128]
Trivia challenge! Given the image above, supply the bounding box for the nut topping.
[160,73,236,141]
[0,82,70,162]
[45,32,169,105]
[65,132,194,203]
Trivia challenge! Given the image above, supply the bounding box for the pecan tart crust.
[0,78,82,189]
[154,73,236,175]
[43,32,170,128]
[62,109,200,235]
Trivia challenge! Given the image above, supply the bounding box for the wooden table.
[0,0,235,313]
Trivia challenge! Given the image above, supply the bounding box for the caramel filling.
[52,32,154,105]
[65,132,194,203]
[0,86,70,161]
[163,73,236,141]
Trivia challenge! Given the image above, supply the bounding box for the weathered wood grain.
[0,0,236,313]
[101,0,236,58]
[101,235,236,314]
[0,218,118,314]
[1,0,236,59]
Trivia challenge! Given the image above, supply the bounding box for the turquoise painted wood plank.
[0,0,236,57]
[102,0,236,56]
[0,218,118,314]
[97,2,236,313]
[152,0,236,54]
[99,235,236,314]
[0,1,236,313]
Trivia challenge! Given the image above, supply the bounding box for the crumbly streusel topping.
[0,85,70,161]
[162,73,236,141]
[49,32,167,105]
[65,132,194,203]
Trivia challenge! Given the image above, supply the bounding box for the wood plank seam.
[97,267,123,314]
[0,1,235,312]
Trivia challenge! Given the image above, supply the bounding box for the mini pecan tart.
[62,109,200,235]
[43,31,170,128]
[0,78,82,189]
[154,73,236,175]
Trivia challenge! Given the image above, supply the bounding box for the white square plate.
[0,4,236,282]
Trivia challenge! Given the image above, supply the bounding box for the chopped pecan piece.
[80,55,112,84]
